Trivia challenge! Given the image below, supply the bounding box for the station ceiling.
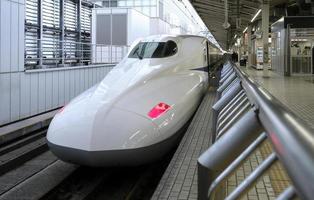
[190,0,290,50]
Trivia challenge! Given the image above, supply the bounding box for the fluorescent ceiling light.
[243,27,248,33]
[251,9,261,22]
[234,34,237,39]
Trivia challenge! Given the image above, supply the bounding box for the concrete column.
[262,2,270,66]
[247,25,252,68]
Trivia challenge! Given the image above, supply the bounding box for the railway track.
[0,128,49,176]
[40,158,170,200]
[0,153,171,200]
[0,126,175,200]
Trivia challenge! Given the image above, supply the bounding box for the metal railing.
[198,59,314,200]
[25,39,130,69]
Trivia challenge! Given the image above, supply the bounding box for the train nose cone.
[47,107,161,166]
[47,106,96,151]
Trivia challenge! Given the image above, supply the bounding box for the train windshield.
[128,40,177,59]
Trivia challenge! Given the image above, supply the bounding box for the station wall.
[0,0,115,126]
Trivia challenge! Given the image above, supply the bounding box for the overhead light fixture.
[234,34,237,39]
[251,9,261,22]
[222,0,231,29]
[243,27,248,33]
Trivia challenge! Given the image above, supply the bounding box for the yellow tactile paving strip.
[224,139,293,200]
[224,140,275,200]
[259,140,291,196]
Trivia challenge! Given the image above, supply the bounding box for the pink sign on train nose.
[148,102,171,119]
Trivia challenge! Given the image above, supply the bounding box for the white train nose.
[47,107,163,166]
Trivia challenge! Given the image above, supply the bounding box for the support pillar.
[37,0,43,67]
[59,0,65,65]
[76,0,82,63]
[262,2,270,67]
[247,25,252,68]
[238,37,242,62]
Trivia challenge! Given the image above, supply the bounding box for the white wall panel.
[18,4,24,71]
[69,70,75,100]
[97,67,102,82]
[45,72,53,110]
[0,0,11,72]
[58,71,65,106]
[30,73,39,115]
[38,73,46,112]
[74,69,80,96]
[52,71,59,108]
[10,73,20,121]
[64,70,70,104]
[79,69,84,92]
[0,74,11,124]
[0,65,114,126]
[11,2,19,72]
[88,69,93,87]
[20,72,31,118]
[84,68,89,89]
[92,68,97,86]
[104,67,109,78]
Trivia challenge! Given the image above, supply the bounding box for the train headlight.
[148,102,171,119]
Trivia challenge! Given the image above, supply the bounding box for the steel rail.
[233,64,314,200]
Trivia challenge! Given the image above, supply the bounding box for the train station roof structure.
[191,0,290,49]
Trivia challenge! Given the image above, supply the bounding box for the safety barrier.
[198,60,314,200]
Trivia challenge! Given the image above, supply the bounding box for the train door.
[206,41,210,70]
[205,41,211,81]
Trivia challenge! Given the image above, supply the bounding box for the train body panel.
[47,34,220,166]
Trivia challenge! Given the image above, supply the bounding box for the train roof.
[140,34,207,43]
[139,34,219,50]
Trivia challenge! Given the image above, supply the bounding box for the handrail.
[198,59,314,200]
[233,64,314,199]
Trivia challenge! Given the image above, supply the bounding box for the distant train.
[47,34,222,166]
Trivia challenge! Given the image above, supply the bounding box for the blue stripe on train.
[190,66,209,73]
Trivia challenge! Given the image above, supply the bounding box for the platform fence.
[198,60,314,200]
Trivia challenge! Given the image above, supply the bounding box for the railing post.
[219,68,234,85]
[198,110,263,200]
[217,72,237,97]
[212,81,242,142]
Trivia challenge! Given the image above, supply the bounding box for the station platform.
[152,88,217,200]
[152,63,314,200]
[241,65,314,129]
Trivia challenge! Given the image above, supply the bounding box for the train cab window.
[129,40,177,59]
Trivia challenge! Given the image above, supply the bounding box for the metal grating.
[81,5,91,32]
[43,0,60,28]
[25,0,93,69]
[25,0,38,25]
[64,0,77,31]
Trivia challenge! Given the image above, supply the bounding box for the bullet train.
[47,34,221,166]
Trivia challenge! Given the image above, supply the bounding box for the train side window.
[163,41,178,57]
[129,43,143,58]
[128,40,178,59]
[146,43,165,58]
